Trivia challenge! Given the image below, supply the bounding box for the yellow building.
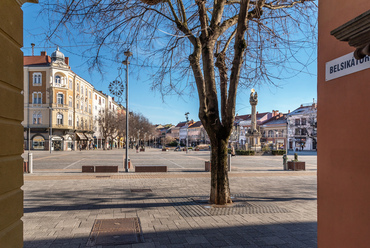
[23,47,94,151]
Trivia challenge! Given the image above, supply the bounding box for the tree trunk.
[209,137,232,205]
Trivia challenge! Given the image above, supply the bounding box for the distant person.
[136,144,139,153]
[231,145,236,157]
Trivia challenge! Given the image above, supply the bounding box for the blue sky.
[22,2,317,125]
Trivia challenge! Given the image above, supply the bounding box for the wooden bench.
[82,165,95,173]
[95,166,119,173]
[135,165,167,173]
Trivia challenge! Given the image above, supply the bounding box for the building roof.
[288,104,317,116]
[189,121,202,128]
[260,114,287,126]
[24,55,51,66]
[175,121,187,128]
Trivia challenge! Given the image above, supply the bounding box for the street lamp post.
[123,50,132,172]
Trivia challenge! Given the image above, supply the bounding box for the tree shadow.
[23,221,317,248]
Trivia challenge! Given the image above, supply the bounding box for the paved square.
[23,149,317,247]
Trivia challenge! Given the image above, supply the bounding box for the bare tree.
[98,108,119,149]
[42,0,317,204]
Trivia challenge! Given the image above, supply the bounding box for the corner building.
[23,48,94,151]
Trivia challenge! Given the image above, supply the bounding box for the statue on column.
[246,89,261,151]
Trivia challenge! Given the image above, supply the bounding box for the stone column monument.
[246,89,262,151]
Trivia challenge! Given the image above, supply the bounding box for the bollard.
[28,153,33,173]
[227,154,231,172]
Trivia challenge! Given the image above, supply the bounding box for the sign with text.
[325,52,370,81]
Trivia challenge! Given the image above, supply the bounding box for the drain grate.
[86,218,144,246]
[169,197,290,217]
[131,189,152,193]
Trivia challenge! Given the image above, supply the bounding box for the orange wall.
[318,1,370,247]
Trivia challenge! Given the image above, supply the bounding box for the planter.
[205,161,211,172]
[287,161,305,171]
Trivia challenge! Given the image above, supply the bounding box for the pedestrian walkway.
[23,170,317,247]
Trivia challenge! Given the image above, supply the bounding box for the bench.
[135,165,167,173]
[95,166,119,173]
[82,165,95,173]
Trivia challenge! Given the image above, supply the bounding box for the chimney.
[65,57,69,65]
[40,51,47,56]
[31,43,35,56]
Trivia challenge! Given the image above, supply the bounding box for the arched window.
[57,113,63,125]
[268,130,274,138]
[33,73,42,85]
[32,136,45,150]
[55,75,61,85]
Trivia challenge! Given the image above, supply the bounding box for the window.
[81,118,84,129]
[57,93,64,105]
[81,85,83,95]
[68,114,72,126]
[301,118,307,125]
[295,119,300,126]
[295,128,301,135]
[85,87,87,96]
[89,91,92,99]
[77,82,80,92]
[99,97,101,105]
[32,112,42,124]
[89,105,91,114]
[57,113,63,125]
[268,130,274,137]
[69,97,72,107]
[302,128,307,135]
[33,73,42,85]
[69,79,73,89]
[95,95,97,100]
[76,100,79,110]
[81,101,84,110]
[77,117,79,128]
[85,99,88,112]
[32,92,42,104]
[55,75,61,85]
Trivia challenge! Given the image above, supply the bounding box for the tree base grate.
[169,197,290,217]
[86,218,144,246]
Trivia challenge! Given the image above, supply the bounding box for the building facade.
[23,48,117,151]
[286,104,317,151]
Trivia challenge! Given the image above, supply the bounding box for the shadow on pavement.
[23,221,317,248]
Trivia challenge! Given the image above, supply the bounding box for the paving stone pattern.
[23,174,317,248]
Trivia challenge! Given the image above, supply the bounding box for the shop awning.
[76,132,87,140]
[85,133,94,140]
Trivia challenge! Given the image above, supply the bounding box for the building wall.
[318,1,370,247]
[0,1,37,246]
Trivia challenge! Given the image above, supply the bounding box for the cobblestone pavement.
[23,171,317,247]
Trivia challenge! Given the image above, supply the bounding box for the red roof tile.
[24,56,51,66]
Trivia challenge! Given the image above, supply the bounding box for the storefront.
[32,135,45,150]
[75,132,87,149]
[52,136,63,151]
